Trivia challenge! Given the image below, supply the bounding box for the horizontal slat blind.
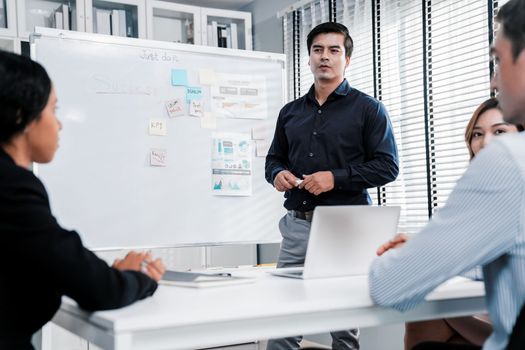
[376,0,428,233]
[283,11,297,101]
[298,0,331,95]
[336,0,374,96]
[336,0,377,204]
[429,0,491,212]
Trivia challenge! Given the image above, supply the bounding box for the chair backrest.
[507,302,525,349]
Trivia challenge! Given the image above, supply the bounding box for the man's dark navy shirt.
[265,79,399,211]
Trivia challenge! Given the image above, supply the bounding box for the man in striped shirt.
[369,0,525,349]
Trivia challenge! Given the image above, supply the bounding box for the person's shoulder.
[279,95,307,115]
[284,95,308,109]
[0,155,32,183]
[348,88,383,109]
[496,131,525,146]
[350,87,374,100]
[347,89,390,121]
[0,155,46,197]
[491,132,525,165]
[468,133,525,179]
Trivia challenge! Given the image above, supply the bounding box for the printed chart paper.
[211,133,252,196]
[210,73,268,119]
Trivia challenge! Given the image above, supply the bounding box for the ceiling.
[161,0,255,10]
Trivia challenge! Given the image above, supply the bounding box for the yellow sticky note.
[149,119,167,136]
[199,69,217,85]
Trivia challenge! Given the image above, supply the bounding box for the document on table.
[160,270,256,288]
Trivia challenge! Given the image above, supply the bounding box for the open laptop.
[270,205,400,279]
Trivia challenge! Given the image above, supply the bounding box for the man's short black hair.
[496,0,525,61]
[307,22,354,58]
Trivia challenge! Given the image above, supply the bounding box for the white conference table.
[51,270,486,350]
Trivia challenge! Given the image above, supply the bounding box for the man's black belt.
[291,210,314,222]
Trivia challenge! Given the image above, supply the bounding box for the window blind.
[297,0,332,95]
[336,0,374,96]
[283,11,297,101]
[428,0,492,213]
[374,0,428,233]
[335,0,377,204]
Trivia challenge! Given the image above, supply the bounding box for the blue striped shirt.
[369,132,525,350]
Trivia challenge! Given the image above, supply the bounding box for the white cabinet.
[85,0,145,38]
[201,7,252,50]
[0,0,16,37]
[0,36,19,52]
[16,0,85,39]
[12,1,251,48]
[146,1,200,44]
[147,0,252,50]
[16,0,146,40]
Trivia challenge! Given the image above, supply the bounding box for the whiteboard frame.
[31,26,286,66]
[29,27,288,250]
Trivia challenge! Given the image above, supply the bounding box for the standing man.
[369,1,525,349]
[265,22,399,350]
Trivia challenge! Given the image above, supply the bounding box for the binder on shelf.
[62,4,70,30]
[211,21,218,47]
[95,8,111,35]
[217,24,228,48]
[111,9,120,36]
[118,10,127,37]
[110,9,127,37]
[230,22,238,49]
[207,24,213,45]
[225,27,231,48]
[54,11,63,29]
[50,4,71,30]
[185,19,194,44]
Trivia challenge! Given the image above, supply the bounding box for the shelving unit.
[0,35,18,52]
[201,7,252,50]
[10,1,251,48]
[147,0,252,50]
[146,0,200,44]
[85,0,145,38]
[17,0,84,39]
[0,0,16,37]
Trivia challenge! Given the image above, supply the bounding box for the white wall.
[237,0,299,265]
[241,0,296,53]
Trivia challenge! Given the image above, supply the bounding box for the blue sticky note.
[171,69,188,86]
[186,86,203,103]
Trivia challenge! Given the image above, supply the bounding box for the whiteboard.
[32,28,286,249]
